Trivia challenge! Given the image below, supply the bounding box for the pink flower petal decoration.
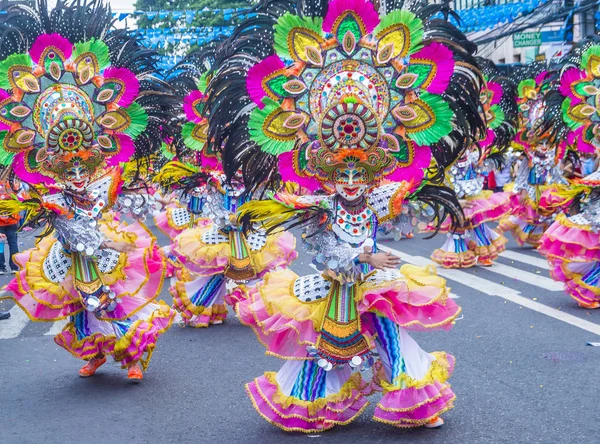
[106,133,135,166]
[410,43,454,94]
[13,151,55,185]
[486,81,503,106]
[183,90,205,123]
[385,143,432,184]
[559,67,587,105]
[278,151,321,191]
[323,0,380,34]
[246,55,285,109]
[103,67,140,107]
[29,34,73,64]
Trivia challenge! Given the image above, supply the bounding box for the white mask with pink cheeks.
[333,167,368,201]
[62,165,91,192]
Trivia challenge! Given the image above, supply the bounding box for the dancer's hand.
[459,199,474,210]
[105,241,136,253]
[365,252,401,270]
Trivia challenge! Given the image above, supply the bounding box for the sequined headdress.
[206,0,485,195]
[0,0,177,185]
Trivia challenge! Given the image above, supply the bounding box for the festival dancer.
[497,65,567,247]
[431,63,519,267]
[0,0,177,381]
[156,47,298,329]
[538,37,600,308]
[206,0,485,431]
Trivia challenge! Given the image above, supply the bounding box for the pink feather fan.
[486,81,503,106]
[559,67,587,105]
[278,151,321,191]
[322,0,380,34]
[106,134,135,166]
[0,89,11,131]
[246,55,285,109]
[385,144,432,184]
[183,90,205,123]
[102,67,140,108]
[410,43,454,94]
[29,34,73,64]
[13,152,55,185]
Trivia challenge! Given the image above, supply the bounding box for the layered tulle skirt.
[2,221,174,369]
[237,265,460,432]
[154,206,210,277]
[431,191,511,267]
[170,225,297,327]
[539,213,600,308]
[497,185,567,247]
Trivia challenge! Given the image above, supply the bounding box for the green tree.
[135,0,250,57]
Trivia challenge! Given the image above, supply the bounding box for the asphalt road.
[1,222,599,444]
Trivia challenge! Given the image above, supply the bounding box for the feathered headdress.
[0,0,177,184]
[545,36,600,154]
[510,62,557,156]
[206,0,486,196]
[169,40,225,171]
[476,58,518,164]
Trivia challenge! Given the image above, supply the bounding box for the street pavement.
[1,222,599,444]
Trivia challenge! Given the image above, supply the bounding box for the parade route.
[1,225,599,444]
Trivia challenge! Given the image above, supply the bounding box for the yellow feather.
[153,161,198,188]
[237,200,299,231]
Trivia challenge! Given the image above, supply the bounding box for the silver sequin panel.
[292,274,331,302]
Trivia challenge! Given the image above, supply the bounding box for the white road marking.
[482,262,563,292]
[312,263,460,299]
[43,320,67,336]
[501,250,550,271]
[0,305,30,340]
[379,245,600,336]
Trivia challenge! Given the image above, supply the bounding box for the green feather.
[517,79,536,99]
[581,45,600,71]
[0,54,33,89]
[197,71,210,93]
[182,122,205,151]
[160,142,175,160]
[248,98,295,155]
[561,97,582,130]
[273,13,324,60]
[72,39,110,70]
[123,102,148,139]
[407,92,453,146]
[488,105,505,130]
[0,131,13,167]
[374,10,424,55]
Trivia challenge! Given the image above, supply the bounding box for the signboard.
[541,30,564,43]
[513,31,541,47]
